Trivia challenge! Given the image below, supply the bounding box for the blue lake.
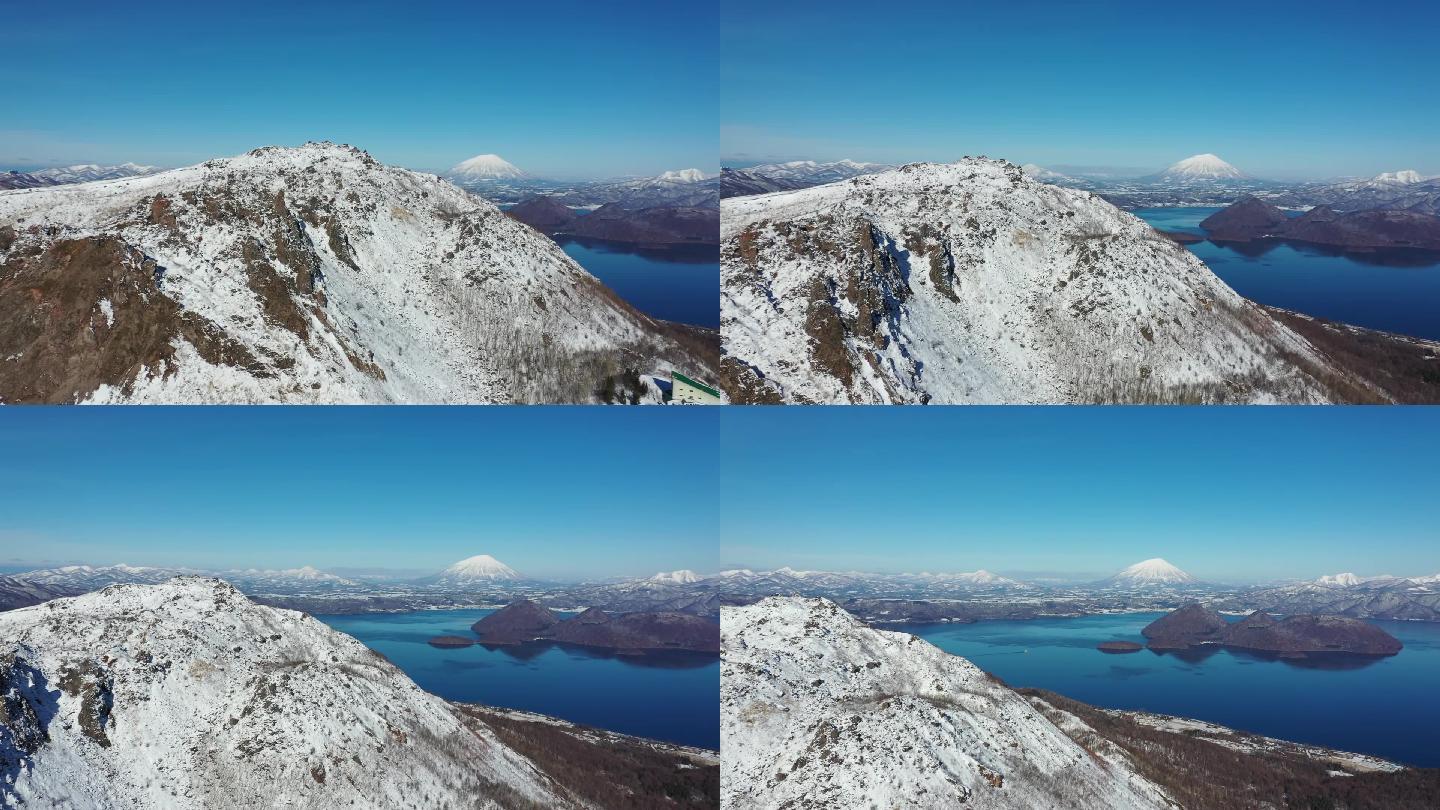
[1132,207,1440,340]
[318,609,719,750]
[560,238,719,329]
[907,613,1440,767]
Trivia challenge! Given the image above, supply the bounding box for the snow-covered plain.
[721,597,1174,809]
[721,159,1368,403]
[0,142,709,403]
[0,578,572,808]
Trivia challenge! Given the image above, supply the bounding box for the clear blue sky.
[1,0,715,178]
[722,0,1440,179]
[719,408,1440,583]
[0,408,716,579]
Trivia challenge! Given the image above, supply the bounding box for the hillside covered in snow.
[720,159,1383,404]
[0,142,715,404]
[721,597,1174,808]
[0,578,716,808]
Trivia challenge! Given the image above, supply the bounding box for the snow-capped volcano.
[649,569,702,584]
[1370,170,1426,186]
[0,578,565,807]
[1151,153,1247,181]
[657,168,707,183]
[429,554,521,584]
[1315,572,1364,587]
[447,153,526,180]
[722,597,1172,808]
[0,142,713,403]
[721,158,1362,404]
[1103,558,1197,587]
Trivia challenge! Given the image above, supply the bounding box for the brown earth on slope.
[1022,688,1440,810]
[456,704,718,810]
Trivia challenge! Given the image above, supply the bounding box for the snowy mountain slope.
[0,142,714,404]
[0,578,574,808]
[721,597,1173,809]
[649,569,702,584]
[551,170,719,210]
[1100,558,1197,587]
[447,153,527,180]
[720,159,1371,404]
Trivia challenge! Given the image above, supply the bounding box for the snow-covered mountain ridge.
[721,597,1173,808]
[0,578,574,808]
[720,158,1373,403]
[0,141,713,403]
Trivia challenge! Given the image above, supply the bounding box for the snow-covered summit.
[1103,558,1197,587]
[0,577,565,808]
[0,141,712,404]
[433,554,521,583]
[1315,572,1364,587]
[1370,170,1425,185]
[721,158,1359,403]
[650,569,702,584]
[657,168,708,183]
[721,597,1172,808]
[447,153,526,180]
[1154,153,1247,181]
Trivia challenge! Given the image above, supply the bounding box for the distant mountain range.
[441,152,719,210]
[1,162,162,190]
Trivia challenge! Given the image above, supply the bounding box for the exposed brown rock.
[0,236,264,403]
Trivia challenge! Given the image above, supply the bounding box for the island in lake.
[424,599,721,655]
[1200,197,1440,251]
[1140,604,1403,659]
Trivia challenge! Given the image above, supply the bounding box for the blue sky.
[1,0,714,178]
[722,0,1440,179]
[0,408,716,579]
[719,408,1440,583]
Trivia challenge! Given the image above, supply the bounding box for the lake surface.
[907,613,1440,766]
[1133,206,1440,340]
[559,237,719,328]
[318,609,719,750]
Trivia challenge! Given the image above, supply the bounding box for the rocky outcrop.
[0,142,717,403]
[0,578,574,808]
[721,160,1365,403]
[1141,604,1402,657]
